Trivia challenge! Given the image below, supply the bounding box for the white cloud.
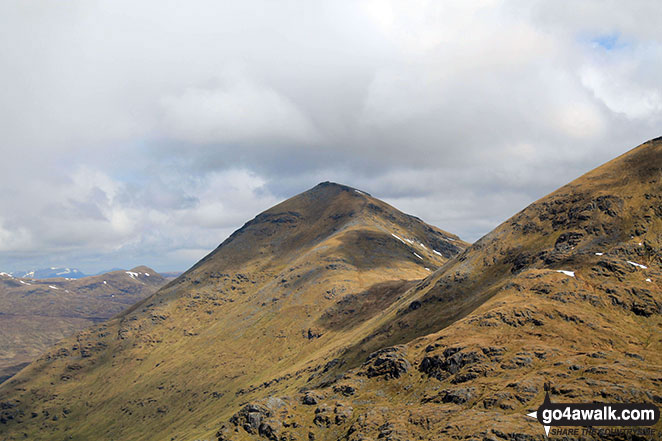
[0,220,32,253]
[580,60,662,120]
[0,0,660,272]
[160,71,318,144]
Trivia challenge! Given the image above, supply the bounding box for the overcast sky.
[1,0,661,273]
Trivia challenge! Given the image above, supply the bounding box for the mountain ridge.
[0,266,171,385]
[7,267,87,280]
[214,137,661,441]
[0,182,468,440]
[324,137,662,364]
[0,138,659,440]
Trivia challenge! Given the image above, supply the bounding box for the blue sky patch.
[589,32,624,50]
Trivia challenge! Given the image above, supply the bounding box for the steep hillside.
[213,138,661,441]
[0,183,467,440]
[0,267,169,384]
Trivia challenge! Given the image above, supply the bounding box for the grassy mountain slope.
[213,138,661,441]
[0,183,467,440]
[0,267,169,384]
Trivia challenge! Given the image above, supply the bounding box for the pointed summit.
[187,181,463,276]
[0,185,467,440]
[305,181,372,197]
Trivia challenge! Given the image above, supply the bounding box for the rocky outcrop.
[419,346,485,381]
[359,346,411,379]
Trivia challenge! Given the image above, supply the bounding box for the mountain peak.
[128,265,157,275]
[187,181,463,275]
[0,179,468,440]
[310,181,372,197]
[265,182,372,214]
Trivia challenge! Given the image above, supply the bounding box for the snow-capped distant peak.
[17,268,85,279]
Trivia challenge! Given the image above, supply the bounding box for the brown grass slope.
[0,182,467,440]
[212,138,662,441]
[0,267,168,384]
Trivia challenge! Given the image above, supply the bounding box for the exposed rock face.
[419,346,484,381]
[228,404,272,434]
[301,392,321,405]
[360,346,411,379]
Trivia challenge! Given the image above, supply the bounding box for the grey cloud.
[0,0,660,272]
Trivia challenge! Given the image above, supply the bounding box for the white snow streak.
[391,233,406,244]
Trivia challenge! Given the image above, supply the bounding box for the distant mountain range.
[0,138,660,440]
[0,266,175,384]
[4,267,183,281]
[8,267,87,280]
